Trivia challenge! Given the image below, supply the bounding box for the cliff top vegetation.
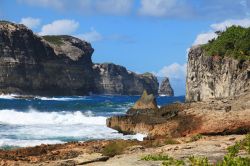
[202,26,250,60]
[42,35,64,46]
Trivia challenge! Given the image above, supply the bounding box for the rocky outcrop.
[93,64,159,95]
[159,77,174,96]
[186,45,250,102]
[107,90,250,137]
[132,90,158,110]
[0,21,159,96]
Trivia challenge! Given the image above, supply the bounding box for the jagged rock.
[159,77,174,96]
[0,21,159,96]
[107,91,250,137]
[133,90,158,110]
[186,45,250,102]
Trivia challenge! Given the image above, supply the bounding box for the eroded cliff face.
[93,63,159,95]
[186,45,250,102]
[0,22,159,96]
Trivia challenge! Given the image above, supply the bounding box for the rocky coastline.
[0,22,250,165]
[0,21,161,96]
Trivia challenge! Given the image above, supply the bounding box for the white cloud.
[210,18,250,31]
[20,17,41,29]
[19,0,133,15]
[193,18,250,46]
[95,0,133,15]
[156,63,187,80]
[138,0,192,17]
[18,0,64,9]
[193,32,218,46]
[77,28,103,42]
[39,19,79,36]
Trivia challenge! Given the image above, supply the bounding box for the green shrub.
[164,138,180,145]
[188,156,211,166]
[141,154,184,166]
[43,35,64,45]
[190,134,203,142]
[102,141,132,157]
[202,26,250,60]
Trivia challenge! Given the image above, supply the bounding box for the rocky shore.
[0,134,248,166]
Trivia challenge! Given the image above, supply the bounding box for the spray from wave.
[0,109,105,125]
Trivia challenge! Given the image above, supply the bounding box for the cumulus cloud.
[138,0,192,17]
[95,0,133,15]
[39,19,79,36]
[18,0,64,10]
[193,18,250,46]
[193,32,218,46]
[20,17,41,29]
[77,28,103,42]
[210,18,250,31]
[18,0,133,15]
[156,63,187,80]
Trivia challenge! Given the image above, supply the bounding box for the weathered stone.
[159,77,174,96]
[107,92,250,137]
[186,45,250,102]
[132,90,158,110]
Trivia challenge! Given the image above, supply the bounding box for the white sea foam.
[0,109,106,125]
[36,96,87,101]
[0,139,64,147]
[0,94,18,100]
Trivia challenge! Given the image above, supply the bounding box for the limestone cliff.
[186,45,250,102]
[93,64,158,95]
[0,21,159,96]
[159,77,174,96]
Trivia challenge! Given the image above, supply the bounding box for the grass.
[141,154,185,166]
[141,134,250,166]
[43,35,64,46]
[188,156,211,166]
[202,25,250,60]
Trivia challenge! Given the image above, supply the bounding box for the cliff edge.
[0,21,159,96]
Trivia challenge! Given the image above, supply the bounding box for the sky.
[1,0,250,96]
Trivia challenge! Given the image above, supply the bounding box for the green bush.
[142,134,250,166]
[141,154,185,166]
[190,134,203,142]
[164,138,180,145]
[188,156,211,166]
[202,26,250,60]
[102,141,132,157]
[43,35,64,45]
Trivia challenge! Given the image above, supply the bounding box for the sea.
[0,94,185,149]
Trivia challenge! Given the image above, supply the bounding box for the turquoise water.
[0,95,184,148]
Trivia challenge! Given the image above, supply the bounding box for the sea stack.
[159,77,174,96]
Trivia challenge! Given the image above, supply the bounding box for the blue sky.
[1,0,250,96]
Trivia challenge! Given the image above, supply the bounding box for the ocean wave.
[0,109,106,125]
[0,94,18,100]
[36,96,88,101]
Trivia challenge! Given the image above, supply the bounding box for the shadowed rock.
[159,77,174,96]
